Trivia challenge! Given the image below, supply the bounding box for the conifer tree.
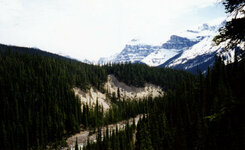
[75,137,79,150]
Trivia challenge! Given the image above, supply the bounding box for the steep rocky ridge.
[73,75,164,111]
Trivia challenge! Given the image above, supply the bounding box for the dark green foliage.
[104,63,195,90]
[135,58,245,150]
[0,46,107,149]
[215,17,245,49]
[215,0,245,50]
[81,97,154,129]
[222,0,245,13]
[135,116,154,150]
[83,122,136,150]
[75,137,79,150]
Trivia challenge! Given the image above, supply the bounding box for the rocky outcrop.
[73,75,164,111]
[113,44,160,63]
[162,35,204,50]
[105,75,164,100]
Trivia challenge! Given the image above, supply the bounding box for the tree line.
[104,62,194,90]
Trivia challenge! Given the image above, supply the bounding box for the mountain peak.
[162,35,203,50]
[127,38,140,45]
[198,23,210,31]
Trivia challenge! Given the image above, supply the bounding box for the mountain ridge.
[97,19,244,73]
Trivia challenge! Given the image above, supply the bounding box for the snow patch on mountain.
[159,20,230,73]
[98,39,161,64]
[81,59,96,64]
[142,22,220,67]
[167,36,216,67]
[98,53,119,65]
[162,36,223,72]
[141,48,180,66]
[217,40,244,65]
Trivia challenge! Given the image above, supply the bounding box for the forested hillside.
[85,57,245,150]
[0,45,107,149]
[135,58,245,150]
[105,63,194,90]
[0,44,192,149]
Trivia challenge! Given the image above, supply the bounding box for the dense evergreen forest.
[0,45,107,149]
[0,44,191,149]
[104,63,194,90]
[83,122,136,150]
[81,97,153,129]
[82,58,245,150]
[134,58,245,150]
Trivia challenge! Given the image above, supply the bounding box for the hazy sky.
[0,0,226,61]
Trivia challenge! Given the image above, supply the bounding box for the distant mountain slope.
[141,32,208,66]
[160,21,245,73]
[160,35,221,73]
[98,39,161,64]
[141,48,180,66]
[98,19,234,73]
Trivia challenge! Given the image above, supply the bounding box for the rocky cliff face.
[73,75,164,111]
[98,41,161,64]
[162,35,204,50]
[113,44,159,63]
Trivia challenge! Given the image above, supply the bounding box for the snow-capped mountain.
[98,39,161,64]
[159,20,245,73]
[141,48,180,66]
[98,53,119,65]
[81,59,96,64]
[97,18,243,73]
[161,35,204,50]
[114,44,158,63]
[98,21,224,67]
[161,35,221,73]
[159,21,227,72]
[141,33,206,66]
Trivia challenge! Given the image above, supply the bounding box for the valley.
[0,1,244,150]
[64,114,142,150]
[67,74,164,149]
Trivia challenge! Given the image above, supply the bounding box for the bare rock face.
[162,35,204,50]
[73,75,164,111]
[105,75,164,100]
[113,44,159,63]
[73,87,110,110]
[68,76,164,149]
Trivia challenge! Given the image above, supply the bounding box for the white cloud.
[0,0,225,61]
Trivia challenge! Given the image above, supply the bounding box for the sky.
[0,0,226,61]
